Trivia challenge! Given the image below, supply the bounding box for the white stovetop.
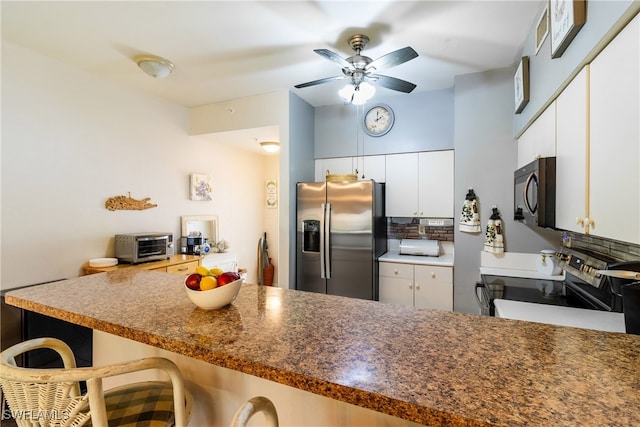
[494,299,626,333]
[482,250,626,333]
[479,251,564,281]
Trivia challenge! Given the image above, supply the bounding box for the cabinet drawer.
[415,265,453,285]
[166,261,198,275]
[379,262,413,280]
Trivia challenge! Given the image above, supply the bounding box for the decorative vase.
[263,258,275,286]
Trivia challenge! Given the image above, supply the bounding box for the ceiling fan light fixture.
[260,141,280,153]
[135,55,175,78]
[339,82,375,105]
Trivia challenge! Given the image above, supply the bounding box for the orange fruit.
[199,275,217,291]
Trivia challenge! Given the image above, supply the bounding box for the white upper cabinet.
[517,102,556,168]
[555,14,640,244]
[385,150,454,218]
[385,153,419,217]
[589,14,639,244]
[417,150,454,218]
[556,67,589,234]
[355,155,386,182]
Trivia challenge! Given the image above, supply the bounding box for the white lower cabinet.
[379,262,453,311]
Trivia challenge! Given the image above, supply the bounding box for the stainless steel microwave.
[514,157,556,228]
[115,233,174,264]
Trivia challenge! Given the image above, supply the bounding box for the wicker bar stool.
[231,396,278,427]
[0,337,192,427]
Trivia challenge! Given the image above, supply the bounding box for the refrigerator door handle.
[324,202,332,279]
[320,203,327,279]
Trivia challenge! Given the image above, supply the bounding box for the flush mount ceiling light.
[338,82,376,105]
[260,141,280,153]
[135,54,175,78]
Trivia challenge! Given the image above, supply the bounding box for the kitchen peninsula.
[5,269,640,426]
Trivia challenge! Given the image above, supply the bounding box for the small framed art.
[550,0,586,58]
[535,4,549,54]
[190,173,212,201]
[514,57,530,114]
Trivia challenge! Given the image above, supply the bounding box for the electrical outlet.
[418,225,426,235]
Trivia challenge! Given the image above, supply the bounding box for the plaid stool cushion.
[89,381,180,427]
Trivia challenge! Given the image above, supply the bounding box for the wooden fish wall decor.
[105,193,157,211]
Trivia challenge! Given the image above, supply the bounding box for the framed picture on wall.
[550,0,587,58]
[514,57,530,114]
[535,4,549,54]
[190,173,212,201]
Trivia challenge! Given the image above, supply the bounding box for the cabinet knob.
[415,284,420,291]
[409,283,413,289]
[576,217,585,225]
[393,269,398,275]
[431,272,436,278]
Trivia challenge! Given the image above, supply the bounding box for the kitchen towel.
[484,206,504,253]
[459,188,481,233]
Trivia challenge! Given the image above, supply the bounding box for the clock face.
[363,104,394,137]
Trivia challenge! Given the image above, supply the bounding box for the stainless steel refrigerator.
[296,180,386,300]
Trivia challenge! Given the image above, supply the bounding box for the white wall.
[1,41,267,290]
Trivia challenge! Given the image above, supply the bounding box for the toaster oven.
[115,233,174,264]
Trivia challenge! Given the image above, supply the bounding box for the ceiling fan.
[295,34,418,98]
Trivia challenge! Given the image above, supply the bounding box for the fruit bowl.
[185,277,242,310]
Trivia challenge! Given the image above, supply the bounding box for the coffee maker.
[180,232,207,255]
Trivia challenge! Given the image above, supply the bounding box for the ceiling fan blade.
[366,47,418,72]
[367,74,416,93]
[314,49,352,69]
[294,75,346,89]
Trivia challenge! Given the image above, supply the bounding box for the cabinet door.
[517,102,556,168]
[379,276,414,306]
[418,151,454,218]
[414,265,453,311]
[556,66,589,233]
[589,15,640,244]
[379,262,414,306]
[385,153,419,217]
[356,155,386,182]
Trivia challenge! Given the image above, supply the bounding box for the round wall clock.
[363,104,395,137]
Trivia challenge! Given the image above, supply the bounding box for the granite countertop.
[6,270,640,426]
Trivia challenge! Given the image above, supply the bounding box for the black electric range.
[476,248,627,316]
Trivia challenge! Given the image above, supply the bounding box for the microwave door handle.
[523,172,538,215]
[324,203,332,279]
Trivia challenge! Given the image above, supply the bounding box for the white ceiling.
[2,0,545,152]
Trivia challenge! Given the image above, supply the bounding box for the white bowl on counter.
[185,278,242,310]
[88,258,118,267]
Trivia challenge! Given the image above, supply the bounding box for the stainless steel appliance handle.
[324,202,332,279]
[597,270,640,280]
[474,282,489,310]
[523,172,538,215]
[320,203,326,279]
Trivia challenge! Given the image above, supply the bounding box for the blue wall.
[314,89,454,158]
[514,0,638,136]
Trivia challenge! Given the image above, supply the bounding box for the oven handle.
[474,281,489,310]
